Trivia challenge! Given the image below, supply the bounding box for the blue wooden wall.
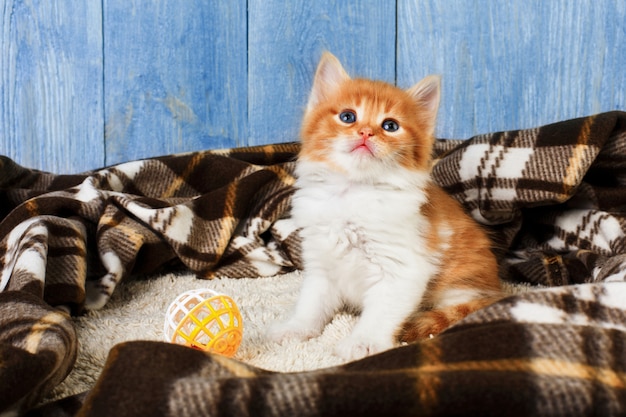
[2,0,625,174]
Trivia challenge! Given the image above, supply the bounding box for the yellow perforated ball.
[164,288,243,357]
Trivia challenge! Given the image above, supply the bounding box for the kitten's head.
[299,52,440,180]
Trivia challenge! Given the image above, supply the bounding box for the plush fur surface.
[43,270,531,404]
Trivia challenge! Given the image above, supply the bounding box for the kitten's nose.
[359,127,373,140]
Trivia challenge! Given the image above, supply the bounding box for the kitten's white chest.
[292,172,434,307]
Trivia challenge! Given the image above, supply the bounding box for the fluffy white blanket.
[44,271,528,402]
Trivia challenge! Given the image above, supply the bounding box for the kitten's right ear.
[406,75,441,116]
[306,52,351,112]
[406,75,441,135]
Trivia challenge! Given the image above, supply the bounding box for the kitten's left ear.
[406,75,441,123]
[306,52,351,112]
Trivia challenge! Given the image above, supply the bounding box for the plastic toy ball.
[164,288,243,357]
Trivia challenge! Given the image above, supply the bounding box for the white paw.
[267,320,321,343]
[334,336,391,361]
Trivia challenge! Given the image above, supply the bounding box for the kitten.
[269,52,503,361]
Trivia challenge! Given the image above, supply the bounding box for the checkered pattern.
[0,143,301,312]
[432,113,626,287]
[2,111,626,415]
[81,281,626,417]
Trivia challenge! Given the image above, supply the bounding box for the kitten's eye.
[339,111,357,124]
[382,119,399,132]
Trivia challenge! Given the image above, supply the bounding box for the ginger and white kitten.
[269,52,502,361]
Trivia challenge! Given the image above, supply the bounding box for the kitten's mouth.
[350,141,375,156]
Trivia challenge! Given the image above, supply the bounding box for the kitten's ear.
[306,52,351,112]
[406,75,441,125]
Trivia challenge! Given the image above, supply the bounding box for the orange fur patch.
[300,78,435,172]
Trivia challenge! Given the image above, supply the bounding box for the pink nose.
[359,127,373,140]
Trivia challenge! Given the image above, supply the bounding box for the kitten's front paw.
[267,320,321,343]
[334,336,392,361]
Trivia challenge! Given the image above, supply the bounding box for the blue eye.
[382,119,399,132]
[339,111,357,124]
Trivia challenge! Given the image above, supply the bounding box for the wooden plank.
[397,0,626,139]
[8,1,624,171]
[247,0,396,146]
[103,0,247,166]
[0,1,104,173]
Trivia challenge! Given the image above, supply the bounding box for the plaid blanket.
[1,111,626,416]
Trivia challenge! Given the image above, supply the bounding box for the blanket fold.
[70,282,626,417]
[2,112,626,415]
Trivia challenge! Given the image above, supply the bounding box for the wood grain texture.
[2,1,625,172]
[103,0,247,166]
[0,0,104,173]
[397,0,626,139]
[247,0,396,145]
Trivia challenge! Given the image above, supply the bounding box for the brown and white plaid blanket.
[2,111,626,416]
